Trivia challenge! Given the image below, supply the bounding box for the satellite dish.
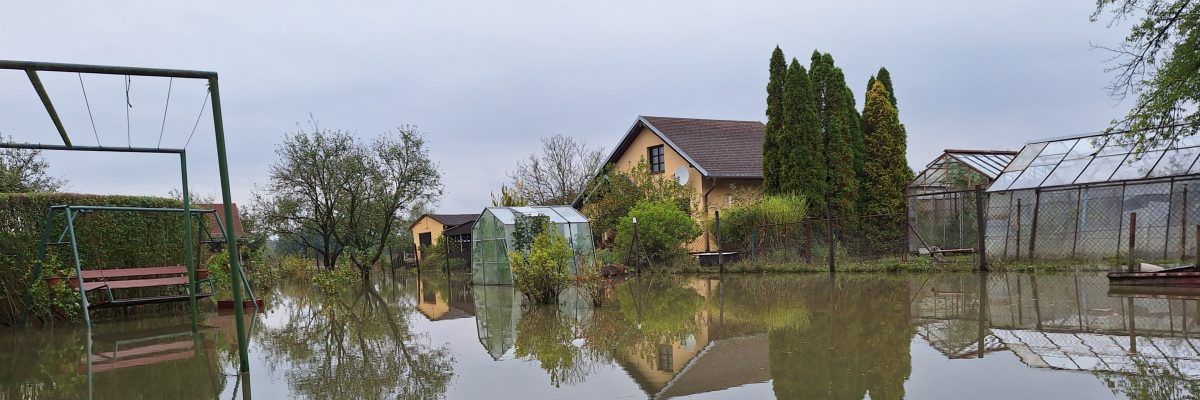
[673,166,690,185]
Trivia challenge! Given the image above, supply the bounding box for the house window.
[419,232,432,247]
[648,145,665,173]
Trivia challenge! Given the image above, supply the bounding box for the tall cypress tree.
[875,67,897,108]
[780,59,825,205]
[763,47,788,194]
[861,80,909,245]
[809,51,859,220]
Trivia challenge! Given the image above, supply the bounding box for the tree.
[874,67,897,108]
[614,200,702,267]
[809,51,860,220]
[0,136,65,192]
[491,181,529,206]
[255,119,443,276]
[506,134,604,205]
[579,160,693,247]
[1092,0,1200,150]
[337,128,443,279]
[780,59,826,205]
[860,81,911,246]
[764,46,788,193]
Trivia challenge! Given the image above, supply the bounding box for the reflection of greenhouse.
[911,273,1200,379]
[472,285,523,360]
[471,206,596,285]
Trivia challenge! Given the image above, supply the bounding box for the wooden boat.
[1108,284,1200,299]
[1107,265,1200,286]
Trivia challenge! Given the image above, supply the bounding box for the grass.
[675,253,1132,274]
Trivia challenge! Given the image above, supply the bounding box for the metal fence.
[902,177,1200,265]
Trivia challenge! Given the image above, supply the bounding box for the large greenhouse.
[984,131,1200,261]
[471,205,596,285]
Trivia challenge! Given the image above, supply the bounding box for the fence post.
[826,197,835,274]
[1182,184,1189,261]
[715,210,723,272]
[1195,224,1199,266]
[443,229,450,273]
[975,185,988,271]
[1015,199,1023,261]
[903,195,911,262]
[632,217,640,274]
[1029,190,1040,259]
[1128,212,1137,273]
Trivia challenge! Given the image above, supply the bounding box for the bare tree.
[507,135,604,205]
[0,135,65,192]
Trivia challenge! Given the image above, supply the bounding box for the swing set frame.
[0,60,252,374]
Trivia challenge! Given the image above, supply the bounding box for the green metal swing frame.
[0,60,253,374]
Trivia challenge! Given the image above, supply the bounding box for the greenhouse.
[984,131,1200,261]
[471,205,596,285]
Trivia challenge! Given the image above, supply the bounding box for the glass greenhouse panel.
[471,206,596,286]
[1004,143,1047,172]
[1110,151,1164,181]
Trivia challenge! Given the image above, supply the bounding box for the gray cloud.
[2,1,1132,213]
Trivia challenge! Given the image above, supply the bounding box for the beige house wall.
[612,128,763,252]
[411,215,447,259]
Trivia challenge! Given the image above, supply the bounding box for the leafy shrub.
[614,200,701,268]
[313,266,360,293]
[510,230,572,304]
[419,236,469,270]
[712,194,808,252]
[581,161,694,248]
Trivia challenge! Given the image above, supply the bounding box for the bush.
[614,200,701,268]
[419,236,469,271]
[510,230,572,304]
[313,265,360,293]
[712,194,808,252]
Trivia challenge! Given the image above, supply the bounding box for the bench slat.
[102,277,191,290]
[79,266,188,279]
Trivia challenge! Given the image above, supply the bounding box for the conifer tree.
[875,67,897,108]
[780,59,825,206]
[763,47,788,194]
[860,80,909,245]
[809,51,859,220]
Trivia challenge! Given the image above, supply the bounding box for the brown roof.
[411,213,478,230]
[641,116,765,178]
[194,203,245,239]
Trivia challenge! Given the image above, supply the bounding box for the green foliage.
[0,193,191,323]
[509,230,573,304]
[614,200,701,267]
[1092,0,1200,149]
[860,81,912,247]
[580,160,693,247]
[512,214,551,252]
[712,194,808,251]
[490,182,529,206]
[0,136,65,193]
[810,51,862,220]
[780,59,826,200]
[313,263,360,293]
[764,46,788,193]
[418,236,468,270]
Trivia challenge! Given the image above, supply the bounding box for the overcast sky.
[2,1,1131,213]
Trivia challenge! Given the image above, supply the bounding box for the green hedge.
[0,193,191,324]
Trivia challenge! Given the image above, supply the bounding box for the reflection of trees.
[770,275,914,400]
[257,281,453,399]
[514,306,595,387]
[615,276,704,344]
[1096,354,1200,399]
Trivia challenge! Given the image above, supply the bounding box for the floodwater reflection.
[3,270,1200,399]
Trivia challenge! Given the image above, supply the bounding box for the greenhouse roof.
[987,131,1200,192]
[943,150,1018,179]
[483,205,589,224]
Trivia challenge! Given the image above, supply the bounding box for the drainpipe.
[703,176,717,253]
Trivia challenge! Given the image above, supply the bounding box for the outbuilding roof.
[410,213,478,230]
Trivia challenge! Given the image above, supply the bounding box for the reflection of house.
[577,116,766,252]
[614,278,772,399]
[415,274,476,321]
[409,213,477,260]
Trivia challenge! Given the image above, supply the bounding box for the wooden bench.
[57,266,213,309]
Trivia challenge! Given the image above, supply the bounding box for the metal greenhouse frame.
[471,206,596,285]
[0,60,252,374]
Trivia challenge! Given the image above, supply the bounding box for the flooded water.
[2,271,1199,399]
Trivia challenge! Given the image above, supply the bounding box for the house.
[194,203,246,240]
[578,115,766,252]
[410,213,478,260]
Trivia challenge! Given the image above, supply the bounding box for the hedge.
[0,193,194,324]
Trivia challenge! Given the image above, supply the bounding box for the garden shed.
[471,205,596,285]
